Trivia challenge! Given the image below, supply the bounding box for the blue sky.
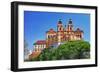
[24,11,90,50]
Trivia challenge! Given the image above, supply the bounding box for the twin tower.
[46,19,83,47]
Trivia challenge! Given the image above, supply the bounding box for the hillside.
[30,40,90,61]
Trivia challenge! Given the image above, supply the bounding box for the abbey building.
[46,19,83,48]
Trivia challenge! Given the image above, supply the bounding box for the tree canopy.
[30,40,90,61]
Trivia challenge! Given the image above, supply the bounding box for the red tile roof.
[34,40,46,45]
[46,29,56,34]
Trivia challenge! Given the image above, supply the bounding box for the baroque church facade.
[46,19,83,48]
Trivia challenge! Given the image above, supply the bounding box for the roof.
[34,40,46,45]
[57,19,63,27]
[75,28,83,33]
[46,29,56,34]
[68,19,72,24]
[58,19,62,24]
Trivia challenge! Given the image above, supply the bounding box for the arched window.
[59,27,62,31]
[48,35,50,39]
[80,35,81,38]
[70,27,72,30]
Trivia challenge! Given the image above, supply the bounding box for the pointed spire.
[58,19,62,24]
[68,19,72,24]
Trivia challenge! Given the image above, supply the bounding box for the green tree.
[31,40,90,61]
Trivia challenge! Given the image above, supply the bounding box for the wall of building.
[34,44,46,51]
[46,19,83,47]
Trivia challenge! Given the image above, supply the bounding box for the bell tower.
[66,19,73,31]
[57,19,64,45]
[57,19,64,31]
[65,19,74,41]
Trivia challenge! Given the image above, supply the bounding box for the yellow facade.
[46,19,83,47]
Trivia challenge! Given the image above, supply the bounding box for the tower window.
[60,28,61,30]
[70,27,72,30]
